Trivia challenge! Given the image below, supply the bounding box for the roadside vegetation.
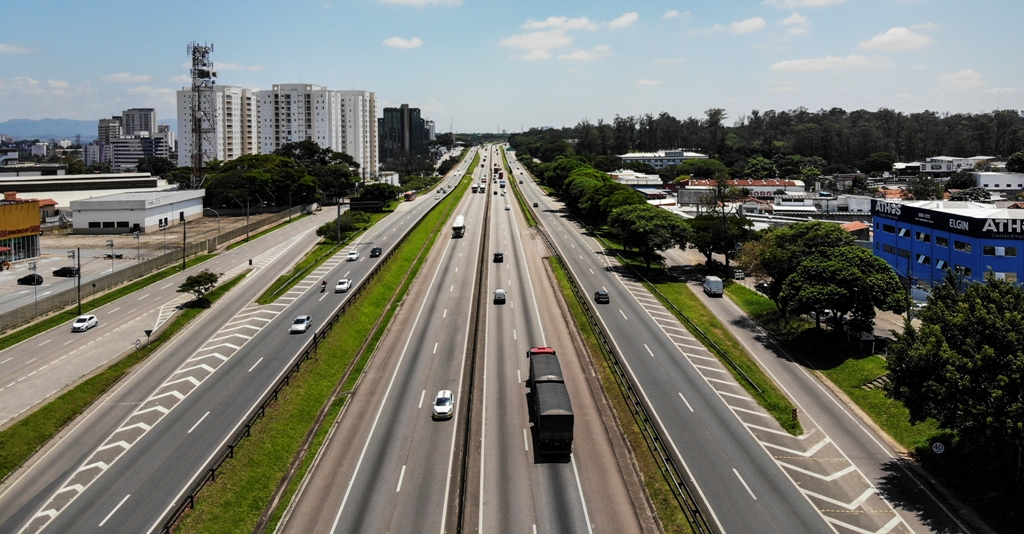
[173,155,474,534]
[501,147,537,227]
[0,270,248,482]
[225,213,308,251]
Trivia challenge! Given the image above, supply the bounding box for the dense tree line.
[510,108,1024,174]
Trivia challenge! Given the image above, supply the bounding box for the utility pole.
[180,211,186,271]
[187,41,216,190]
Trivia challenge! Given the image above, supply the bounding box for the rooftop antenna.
[187,41,216,190]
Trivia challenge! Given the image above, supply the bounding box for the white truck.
[452,215,466,238]
[702,276,724,297]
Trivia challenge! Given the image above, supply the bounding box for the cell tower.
[187,41,216,189]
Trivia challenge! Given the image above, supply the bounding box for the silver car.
[432,390,454,420]
[290,315,312,334]
[71,314,98,332]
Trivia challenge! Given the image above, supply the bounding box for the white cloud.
[911,22,938,31]
[912,64,927,70]
[771,54,894,71]
[322,2,331,9]
[380,0,461,5]
[663,10,680,19]
[383,36,424,48]
[523,49,551,61]
[764,0,844,8]
[104,72,151,83]
[780,13,810,34]
[637,79,663,86]
[500,30,572,51]
[47,80,68,89]
[558,45,610,61]
[125,86,177,107]
[608,12,639,28]
[858,27,934,51]
[169,74,192,83]
[0,77,40,89]
[938,69,986,91]
[986,87,1017,95]
[692,17,767,35]
[523,16,598,30]
[0,43,31,54]
[215,62,264,71]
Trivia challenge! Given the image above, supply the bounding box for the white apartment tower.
[257,84,377,178]
[176,85,257,167]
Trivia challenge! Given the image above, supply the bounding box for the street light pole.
[180,211,186,271]
[76,247,81,315]
[107,239,114,273]
[204,207,221,248]
[133,231,140,263]
[28,260,38,317]
[234,198,250,242]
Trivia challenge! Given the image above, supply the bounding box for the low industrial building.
[618,149,707,170]
[872,199,1024,287]
[70,190,205,234]
[609,169,662,186]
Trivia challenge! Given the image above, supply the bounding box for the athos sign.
[871,200,1024,240]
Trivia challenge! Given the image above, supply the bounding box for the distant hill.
[0,118,178,142]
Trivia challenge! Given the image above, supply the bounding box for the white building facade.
[618,149,708,169]
[176,85,257,167]
[70,189,205,234]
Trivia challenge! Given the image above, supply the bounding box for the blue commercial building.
[872,200,1024,286]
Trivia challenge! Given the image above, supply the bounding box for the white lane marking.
[98,494,130,527]
[517,369,521,383]
[619,309,628,320]
[734,469,757,500]
[419,390,426,409]
[160,283,173,290]
[570,457,595,534]
[443,309,447,318]
[0,358,12,365]
[589,268,594,275]
[38,340,51,347]
[644,344,654,357]
[455,267,458,273]
[136,293,150,301]
[513,329,516,340]
[187,411,210,433]
[396,465,406,492]
[26,358,36,364]
[108,307,121,314]
[248,357,264,372]
[524,428,529,451]
[433,342,438,354]
[450,285,454,292]
[678,392,694,412]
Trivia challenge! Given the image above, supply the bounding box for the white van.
[702,276,724,297]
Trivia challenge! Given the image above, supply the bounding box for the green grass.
[547,257,692,534]
[0,269,248,482]
[724,282,939,449]
[502,147,537,227]
[596,235,802,435]
[226,213,309,251]
[0,254,214,352]
[174,172,472,533]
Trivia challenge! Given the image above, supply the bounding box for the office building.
[872,199,1024,287]
[618,149,708,169]
[98,118,122,143]
[177,85,256,167]
[379,104,429,164]
[111,135,170,172]
[120,108,157,136]
[424,119,435,141]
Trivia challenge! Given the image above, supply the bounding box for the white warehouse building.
[70,190,205,234]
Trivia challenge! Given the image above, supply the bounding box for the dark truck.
[527,347,573,455]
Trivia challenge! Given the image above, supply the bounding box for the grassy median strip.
[547,257,691,534]
[174,172,472,534]
[0,254,214,352]
[502,147,537,227]
[0,269,248,482]
[226,214,309,251]
[724,283,939,449]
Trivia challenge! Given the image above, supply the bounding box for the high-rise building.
[424,119,435,141]
[176,85,256,167]
[111,135,170,172]
[256,84,377,177]
[157,124,176,153]
[120,108,157,136]
[97,118,122,143]
[379,104,429,164]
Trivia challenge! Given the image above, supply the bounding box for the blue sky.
[1,0,1021,133]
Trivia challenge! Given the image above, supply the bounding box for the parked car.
[346,250,359,261]
[732,269,745,280]
[432,390,455,420]
[370,247,383,258]
[594,290,610,304]
[493,252,504,263]
[335,279,351,293]
[290,315,312,334]
[755,281,770,294]
[71,314,98,332]
[53,266,79,277]
[493,288,507,304]
[17,274,43,285]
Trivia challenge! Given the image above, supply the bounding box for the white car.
[335,279,351,293]
[432,390,455,420]
[290,315,312,334]
[505,205,511,211]
[346,250,359,261]
[71,314,98,332]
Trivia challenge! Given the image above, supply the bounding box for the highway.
[504,147,924,533]
[0,148,477,533]
[279,144,650,534]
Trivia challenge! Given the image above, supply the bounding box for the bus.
[403,191,416,201]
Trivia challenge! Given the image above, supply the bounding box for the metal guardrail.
[510,158,712,533]
[158,152,475,534]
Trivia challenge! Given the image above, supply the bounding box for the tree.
[945,169,976,190]
[177,269,220,303]
[1006,151,1024,173]
[688,215,753,264]
[858,152,895,175]
[948,187,992,202]
[607,204,692,268]
[317,211,356,242]
[743,156,777,180]
[886,273,1024,458]
[63,155,86,175]
[780,246,904,331]
[906,174,943,200]
[674,158,728,180]
[359,182,401,204]
[136,156,176,177]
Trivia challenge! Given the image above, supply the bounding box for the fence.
[0,205,306,334]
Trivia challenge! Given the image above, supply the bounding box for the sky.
[1,0,1022,134]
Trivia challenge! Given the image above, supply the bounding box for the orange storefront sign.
[0,202,41,239]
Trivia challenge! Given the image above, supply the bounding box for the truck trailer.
[452,215,466,238]
[527,346,573,455]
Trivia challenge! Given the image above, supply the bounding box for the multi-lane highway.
[504,146,968,533]
[0,149,478,533]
